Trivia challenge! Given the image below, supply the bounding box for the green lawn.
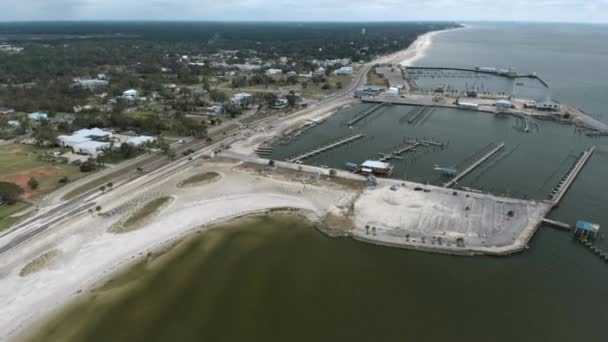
[0,144,87,199]
[0,201,31,232]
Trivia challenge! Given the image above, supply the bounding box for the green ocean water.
[27,23,608,342]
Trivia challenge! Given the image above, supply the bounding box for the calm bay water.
[418,22,608,122]
[29,23,608,342]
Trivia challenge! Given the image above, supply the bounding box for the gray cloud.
[0,0,607,22]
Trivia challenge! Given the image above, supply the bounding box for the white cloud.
[0,0,607,22]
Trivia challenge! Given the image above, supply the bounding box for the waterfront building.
[360,160,393,176]
[496,99,513,109]
[574,220,600,241]
[386,87,400,96]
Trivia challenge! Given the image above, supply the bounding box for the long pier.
[404,66,550,88]
[444,142,505,188]
[287,134,365,163]
[408,106,431,124]
[549,146,595,206]
[347,103,385,126]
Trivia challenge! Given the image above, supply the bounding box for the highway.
[0,53,383,257]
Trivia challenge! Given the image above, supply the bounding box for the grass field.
[109,196,173,233]
[177,172,220,188]
[365,68,389,87]
[0,201,31,232]
[0,144,87,199]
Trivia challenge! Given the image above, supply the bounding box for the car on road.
[390,184,400,191]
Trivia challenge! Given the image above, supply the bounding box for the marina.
[444,142,505,188]
[286,134,366,163]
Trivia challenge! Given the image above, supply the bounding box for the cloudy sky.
[1,0,608,22]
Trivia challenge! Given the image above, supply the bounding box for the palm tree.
[100,185,106,193]
[95,206,102,214]
[107,182,113,191]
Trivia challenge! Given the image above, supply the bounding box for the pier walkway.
[549,146,595,206]
[541,218,571,231]
[347,103,385,126]
[287,134,365,163]
[444,142,505,188]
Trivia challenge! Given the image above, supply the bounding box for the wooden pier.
[444,142,505,188]
[549,146,595,206]
[287,134,365,163]
[347,103,385,126]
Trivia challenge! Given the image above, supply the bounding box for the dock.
[287,134,365,163]
[444,142,505,188]
[347,103,385,126]
[408,106,431,124]
[404,66,550,88]
[549,146,595,206]
[541,218,571,231]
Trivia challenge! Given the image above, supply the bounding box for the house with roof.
[123,89,138,100]
[0,107,14,115]
[28,112,48,121]
[335,66,353,76]
[230,92,253,106]
[127,135,156,147]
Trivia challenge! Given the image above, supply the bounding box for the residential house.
[271,98,289,109]
[123,89,138,100]
[28,112,48,121]
[230,92,253,106]
[335,66,353,76]
[0,107,14,114]
[313,67,326,78]
[265,68,283,76]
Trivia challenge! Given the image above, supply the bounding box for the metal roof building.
[574,220,600,241]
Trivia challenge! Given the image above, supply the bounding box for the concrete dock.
[347,103,385,126]
[287,134,365,163]
[549,146,595,206]
[541,218,571,231]
[444,142,505,188]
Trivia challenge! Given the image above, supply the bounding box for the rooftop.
[361,160,391,169]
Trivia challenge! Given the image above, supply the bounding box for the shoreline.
[1,25,466,341]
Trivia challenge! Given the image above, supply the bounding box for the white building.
[313,67,326,78]
[127,135,156,147]
[265,68,283,76]
[58,128,113,153]
[75,79,109,90]
[123,89,138,100]
[230,92,253,105]
[496,99,513,109]
[386,87,400,96]
[72,141,110,155]
[335,66,353,76]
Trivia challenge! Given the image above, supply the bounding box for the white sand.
[0,160,359,340]
[0,26,467,340]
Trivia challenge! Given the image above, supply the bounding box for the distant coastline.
[400,24,469,67]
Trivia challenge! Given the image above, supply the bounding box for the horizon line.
[0,19,607,25]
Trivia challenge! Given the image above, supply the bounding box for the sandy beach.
[0,26,463,341]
